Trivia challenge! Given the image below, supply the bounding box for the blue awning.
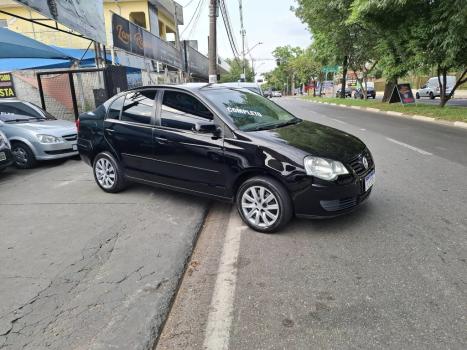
[0,58,71,72]
[0,28,72,59]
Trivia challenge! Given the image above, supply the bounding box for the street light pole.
[239,0,246,82]
[208,0,218,83]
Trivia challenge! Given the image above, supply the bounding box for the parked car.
[272,91,282,97]
[0,129,13,172]
[78,84,375,233]
[335,88,351,98]
[354,87,376,99]
[221,82,264,96]
[0,99,78,168]
[264,90,273,98]
[416,76,456,99]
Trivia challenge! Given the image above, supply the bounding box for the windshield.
[0,102,55,122]
[201,89,300,131]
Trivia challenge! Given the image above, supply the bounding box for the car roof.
[129,83,238,92]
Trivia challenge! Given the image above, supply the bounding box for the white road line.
[386,137,433,156]
[203,209,244,350]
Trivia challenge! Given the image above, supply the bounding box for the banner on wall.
[14,0,106,44]
[112,13,183,70]
[0,73,16,98]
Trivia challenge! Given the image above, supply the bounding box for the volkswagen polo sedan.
[77,84,375,233]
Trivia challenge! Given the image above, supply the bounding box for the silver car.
[0,99,78,168]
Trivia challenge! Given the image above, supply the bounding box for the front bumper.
[32,141,78,160]
[291,167,375,218]
[0,148,13,169]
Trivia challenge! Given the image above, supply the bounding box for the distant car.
[0,99,78,169]
[272,91,282,97]
[354,87,376,99]
[336,88,351,98]
[264,90,273,98]
[221,82,264,96]
[416,76,456,99]
[0,129,13,172]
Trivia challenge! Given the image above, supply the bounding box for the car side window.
[121,90,157,125]
[160,90,213,131]
[107,95,125,120]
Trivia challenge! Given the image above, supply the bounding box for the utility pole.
[239,0,246,82]
[208,0,218,83]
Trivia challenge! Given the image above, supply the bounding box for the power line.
[182,0,197,7]
[219,0,240,58]
[187,0,206,39]
[181,0,204,37]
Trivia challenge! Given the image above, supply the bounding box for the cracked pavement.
[0,159,208,349]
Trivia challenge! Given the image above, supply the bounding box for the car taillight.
[75,118,80,132]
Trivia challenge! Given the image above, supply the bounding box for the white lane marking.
[329,118,348,125]
[203,209,244,350]
[386,137,433,156]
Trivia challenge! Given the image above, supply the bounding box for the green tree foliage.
[220,58,254,83]
[351,0,467,105]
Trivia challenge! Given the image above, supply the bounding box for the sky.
[178,0,311,78]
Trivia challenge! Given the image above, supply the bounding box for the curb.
[302,99,467,130]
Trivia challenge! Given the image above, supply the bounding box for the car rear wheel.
[236,176,293,233]
[11,142,36,169]
[416,92,420,99]
[93,152,126,193]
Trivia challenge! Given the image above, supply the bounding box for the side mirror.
[195,121,221,137]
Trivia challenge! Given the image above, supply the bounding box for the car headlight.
[304,156,349,181]
[37,134,62,144]
[0,132,10,150]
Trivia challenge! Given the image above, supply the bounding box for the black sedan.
[0,129,13,172]
[354,87,376,99]
[336,88,352,97]
[77,84,375,233]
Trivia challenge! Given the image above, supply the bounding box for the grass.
[303,96,467,123]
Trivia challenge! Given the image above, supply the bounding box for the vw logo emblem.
[362,156,369,169]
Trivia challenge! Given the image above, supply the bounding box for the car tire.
[429,92,435,99]
[416,92,420,99]
[236,176,293,233]
[93,152,127,193]
[11,142,37,169]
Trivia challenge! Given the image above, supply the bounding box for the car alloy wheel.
[241,185,280,228]
[12,147,28,166]
[11,142,36,169]
[95,158,116,189]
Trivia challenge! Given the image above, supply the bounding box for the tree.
[220,58,254,83]
[351,0,467,106]
[294,0,361,98]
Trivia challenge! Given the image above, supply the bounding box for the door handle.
[105,128,115,133]
[154,136,169,144]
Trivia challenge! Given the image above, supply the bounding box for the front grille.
[348,149,374,176]
[320,197,357,212]
[45,149,75,155]
[62,134,77,141]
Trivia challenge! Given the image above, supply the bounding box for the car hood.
[9,120,76,137]
[249,120,366,162]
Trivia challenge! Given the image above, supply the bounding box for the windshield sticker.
[226,107,263,117]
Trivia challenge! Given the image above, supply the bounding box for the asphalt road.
[158,98,467,350]
[0,159,208,349]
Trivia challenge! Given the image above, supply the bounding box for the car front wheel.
[12,142,36,169]
[93,152,126,193]
[236,176,293,233]
[416,92,420,99]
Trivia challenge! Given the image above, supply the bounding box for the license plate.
[365,170,375,191]
[0,152,5,161]
[72,144,78,151]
